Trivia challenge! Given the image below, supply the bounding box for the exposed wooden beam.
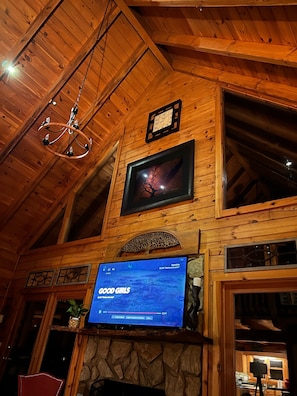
[68,183,111,241]
[227,132,297,186]
[57,192,76,244]
[225,99,297,143]
[0,5,120,165]
[172,58,297,104]
[0,9,123,230]
[235,341,287,353]
[226,123,297,175]
[3,43,146,250]
[82,42,148,125]
[152,32,297,68]
[114,0,173,72]
[125,0,297,7]
[19,39,146,251]
[236,329,286,343]
[0,0,64,81]
[20,144,119,252]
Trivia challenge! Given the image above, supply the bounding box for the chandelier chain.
[38,0,114,159]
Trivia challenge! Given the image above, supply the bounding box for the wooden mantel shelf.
[50,325,213,345]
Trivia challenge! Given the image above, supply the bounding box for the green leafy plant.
[66,299,89,318]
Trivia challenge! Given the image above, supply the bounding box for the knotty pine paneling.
[13,68,297,293]
[10,68,297,396]
[106,71,297,279]
[0,1,46,54]
[106,73,216,238]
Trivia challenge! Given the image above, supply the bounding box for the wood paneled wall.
[6,70,297,396]
[0,251,18,314]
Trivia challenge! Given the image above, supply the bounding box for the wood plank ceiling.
[1,0,297,260]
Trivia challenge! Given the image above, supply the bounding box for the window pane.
[223,90,297,209]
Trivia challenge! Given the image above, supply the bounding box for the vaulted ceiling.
[1,0,297,260]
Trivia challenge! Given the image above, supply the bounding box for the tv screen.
[88,256,188,329]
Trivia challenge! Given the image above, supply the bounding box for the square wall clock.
[145,99,182,143]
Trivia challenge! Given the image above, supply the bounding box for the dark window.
[270,369,283,380]
[226,240,297,271]
[223,90,297,209]
[270,360,283,368]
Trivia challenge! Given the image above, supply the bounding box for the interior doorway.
[0,300,47,396]
[221,277,297,396]
[234,292,293,395]
[40,300,78,381]
[0,296,84,396]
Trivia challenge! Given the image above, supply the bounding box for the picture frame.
[121,139,195,216]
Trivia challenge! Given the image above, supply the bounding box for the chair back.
[18,372,64,396]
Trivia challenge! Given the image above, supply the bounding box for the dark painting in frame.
[121,139,195,216]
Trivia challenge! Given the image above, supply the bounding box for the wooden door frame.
[220,276,297,396]
[0,285,89,392]
[0,291,50,382]
[27,286,87,374]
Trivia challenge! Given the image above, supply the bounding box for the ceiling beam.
[0,7,123,230]
[172,57,297,105]
[152,32,297,68]
[225,99,297,143]
[0,0,64,81]
[226,122,297,168]
[1,43,147,247]
[82,42,148,126]
[21,143,119,252]
[236,329,286,343]
[125,0,297,7]
[0,5,121,166]
[114,0,173,71]
[19,48,149,252]
[227,132,297,186]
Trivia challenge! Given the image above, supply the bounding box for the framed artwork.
[121,139,194,216]
[145,99,182,143]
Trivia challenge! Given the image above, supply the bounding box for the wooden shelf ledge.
[50,325,213,345]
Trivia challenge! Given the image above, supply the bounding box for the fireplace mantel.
[50,325,212,345]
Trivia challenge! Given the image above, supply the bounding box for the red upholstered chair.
[18,372,64,396]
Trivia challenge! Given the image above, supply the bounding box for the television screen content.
[88,256,188,329]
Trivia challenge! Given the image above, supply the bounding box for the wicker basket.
[68,316,80,329]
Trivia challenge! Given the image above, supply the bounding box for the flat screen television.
[88,256,188,329]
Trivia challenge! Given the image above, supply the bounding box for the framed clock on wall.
[145,99,182,143]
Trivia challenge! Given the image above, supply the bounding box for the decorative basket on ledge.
[66,299,89,329]
[68,316,80,329]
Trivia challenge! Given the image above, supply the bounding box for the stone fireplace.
[89,379,165,395]
[78,253,205,396]
[78,336,203,396]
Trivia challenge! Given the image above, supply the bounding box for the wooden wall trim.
[219,277,297,396]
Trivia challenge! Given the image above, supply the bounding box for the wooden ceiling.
[1,0,297,259]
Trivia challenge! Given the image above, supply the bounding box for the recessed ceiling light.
[2,61,17,75]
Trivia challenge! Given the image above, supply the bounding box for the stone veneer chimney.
[78,336,203,396]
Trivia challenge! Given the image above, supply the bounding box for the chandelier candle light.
[38,103,92,159]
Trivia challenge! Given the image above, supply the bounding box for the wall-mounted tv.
[88,256,188,329]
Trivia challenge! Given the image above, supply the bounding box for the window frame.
[215,87,297,218]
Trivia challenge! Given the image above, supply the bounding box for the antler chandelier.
[38,0,112,160]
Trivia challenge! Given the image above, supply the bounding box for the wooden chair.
[18,372,64,396]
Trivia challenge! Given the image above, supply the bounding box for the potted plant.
[66,299,89,329]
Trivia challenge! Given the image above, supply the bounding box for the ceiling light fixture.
[38,1,112,159]
[285,158,293,169]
